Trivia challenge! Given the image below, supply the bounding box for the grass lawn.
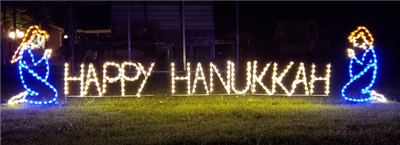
[2,95,400,145]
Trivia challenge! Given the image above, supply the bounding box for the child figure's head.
[11,25,49,63]
[348,26,374,50]
[347,26,375,58]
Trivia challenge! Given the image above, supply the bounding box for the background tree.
[1,6,55,34]
[1,6,33,33]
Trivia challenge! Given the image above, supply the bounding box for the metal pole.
[182,1,186,71]
[70,2,75,71]
[12,6,16,56]
[13,6,16,34]
[127,1,131,65]
[2,6,6,65]
[235,1,239,71]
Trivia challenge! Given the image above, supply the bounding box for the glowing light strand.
[288,62,309,96]
[62,61,331,97]
[192,63,209,94]
[102,62,121,95]
[171,63,191,94]
[83,63,102,96]
[11,25,49,64]
[271,62,294,95]
[251,61,273,95]
[64,63,85,96]
[136,62,155,97]
[209,62,231,94]
[309,63,331,95]
[230,61,252,94]
[15,49,58,104]
[121,62,141,96]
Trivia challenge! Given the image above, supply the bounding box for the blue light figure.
[8,26,58,105]
[341,26,386,102]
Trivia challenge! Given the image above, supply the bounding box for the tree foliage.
[1,7,33,32]
[1,6,55,33]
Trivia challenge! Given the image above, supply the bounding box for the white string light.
[8,91,28,105]
[230,61,252,94]
[171,63,190,95]
[192,63,209,94]
[251,61,273,95]
[271,62,294,95]
[120,62,141,96]
[309,63,331,95]
[136,62,155,97]
[62,61,331,97]
[209,61,231,94]
[83,63,102,96]
[102,62,121,95]
[171,62,191,94]
[288,62,309,96]
[64,63,85,96]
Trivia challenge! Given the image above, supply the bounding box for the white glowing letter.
[121,62,141,96]
[102,62,121,95]
[64,63,85,96]
[288,62,309,95]
[136,62,155,97]
[209,61,231,94]
[171,62,191,95]
[272,62,294,95]
[83,63,102,96]
[231,61,252,94]
[309,63,331,95]
[251,61,273,95]
[192,63,209,94]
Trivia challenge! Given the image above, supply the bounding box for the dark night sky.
[67,0,400,75]
[68,1,400,49]
[214,2,400,44]
[53,2,400,40]
[3,1,400,62]
[214,2,400,71]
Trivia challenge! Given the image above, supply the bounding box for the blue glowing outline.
[341,46,378,102]
[17,48,58,105]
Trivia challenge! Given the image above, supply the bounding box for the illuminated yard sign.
[64,61,331,97]
[8,26,59,105]
[9,25,389,105]
[341,26,386,102]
